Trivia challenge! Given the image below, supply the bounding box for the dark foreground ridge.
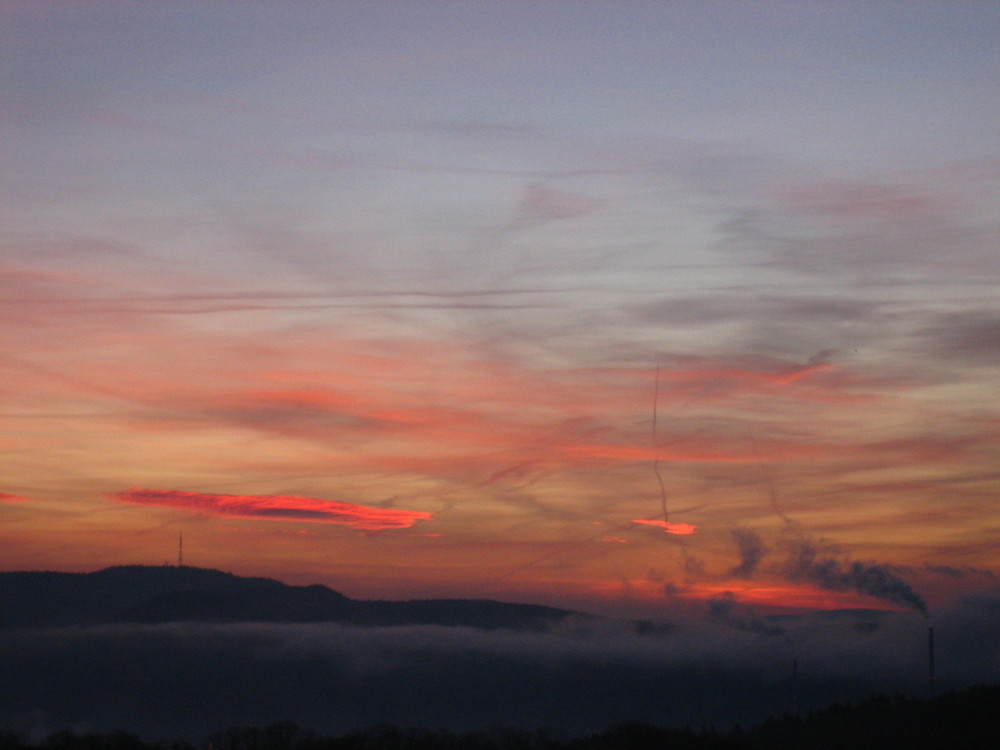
[0,566,579,631]
[1,684,998,750]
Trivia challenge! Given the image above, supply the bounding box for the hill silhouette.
[0,566,578,631]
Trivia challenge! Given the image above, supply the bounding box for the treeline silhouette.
[3,684,997,750]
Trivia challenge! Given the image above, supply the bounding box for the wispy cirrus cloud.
[113,488,431,531]
[725,172,1000,282]
[915,310,1000,365]
[509,182,605,230]
[781,181,943,218]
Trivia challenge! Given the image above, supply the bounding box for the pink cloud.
[512,182,605,228]
[113,488,431,531]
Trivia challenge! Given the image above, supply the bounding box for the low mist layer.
[3,592,998,742]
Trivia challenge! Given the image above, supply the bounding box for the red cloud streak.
[114,488,431,530]
[0,492,33,503]
[632,519,698,535]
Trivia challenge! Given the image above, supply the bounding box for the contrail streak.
[746,428,792,526]
[633,366,697,536]
[652,365,669,523]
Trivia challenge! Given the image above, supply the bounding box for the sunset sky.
[3,0,999,618]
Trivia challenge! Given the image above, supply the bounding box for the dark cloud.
[696,165,1000,308]
[719,185,1000,283]
[728,528,767,579]
[923,565,997,581]
[708,592,785,636]
[629,294,881,329]
[915,311,1000,365]
[683,553,707,580]
[626,292,904,370]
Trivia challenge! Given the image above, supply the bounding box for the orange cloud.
[113,488,431,530]
[632,519,698,535]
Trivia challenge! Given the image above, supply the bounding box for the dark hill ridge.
[0,565,579,631]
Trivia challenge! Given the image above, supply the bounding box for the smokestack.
[928,627,936,685]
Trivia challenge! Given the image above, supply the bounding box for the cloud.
[721,174,1000,282]
[599,353,873,407]
[631,294,880,328]
[112,489,431,531]
[631,519,697,536]
[782,181,942,219]
[707,592,785,636]
[0,493,33,503]
[626,295,889,367]
[652,361,836,394]
[915,310,1000,365]
[509,182,605,229]
[729,528,767,579]
[923,565,997,581]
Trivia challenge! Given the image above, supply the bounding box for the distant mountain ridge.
[0,565,580,631]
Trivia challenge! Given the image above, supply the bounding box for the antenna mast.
[178,531,184,567]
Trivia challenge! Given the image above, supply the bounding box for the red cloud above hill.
[113,488,431,530]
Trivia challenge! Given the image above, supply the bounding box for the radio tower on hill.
[178,531,184,567]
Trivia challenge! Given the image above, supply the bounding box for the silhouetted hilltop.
[0,566,276,628]
[0,566,576,631]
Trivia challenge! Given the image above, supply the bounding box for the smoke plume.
[729,528,767,579]
[782,539,927,615]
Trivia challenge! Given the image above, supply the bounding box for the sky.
[3,0,1000,619]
